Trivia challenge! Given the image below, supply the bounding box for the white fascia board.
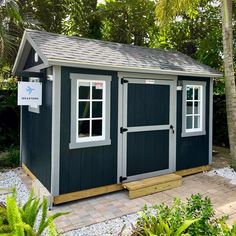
[25,33,49,66]
[24,63,48,72]
[48,58,223,78]
[12,31,49,75]
[12,31,28,75]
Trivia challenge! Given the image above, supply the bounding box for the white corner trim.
[51,66,61,196]
[209,78,213,164]
[20,98,23,164]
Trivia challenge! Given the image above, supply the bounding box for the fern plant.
[0,189,68,235]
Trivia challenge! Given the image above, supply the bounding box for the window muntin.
[185,85,203,132]
[182,81,206,137]
[77,80,106,142]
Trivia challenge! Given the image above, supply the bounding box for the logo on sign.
[26,86,35,95]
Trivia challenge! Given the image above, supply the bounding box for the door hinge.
[120,127,128,133]
[121,78,128,84]
[119,176,128,182]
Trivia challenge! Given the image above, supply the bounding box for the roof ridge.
[25,29,182,54]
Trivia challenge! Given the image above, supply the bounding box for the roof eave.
[48,59,223,78]
[12,31,27,75]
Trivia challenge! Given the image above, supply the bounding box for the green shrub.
[0,89,20,151]
[6,146,20,166]
[132,194,236,236]
[0,190,68,235]
[0,147,20,168]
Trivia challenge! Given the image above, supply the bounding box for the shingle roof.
[14,29,222,77]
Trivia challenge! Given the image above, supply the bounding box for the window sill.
[181,130,206,138]
[69,139,111,149]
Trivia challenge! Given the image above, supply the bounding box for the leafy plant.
[6,146,20,165]
[0,147,20,168]
[132,194,236,236]
[0,190,68,235]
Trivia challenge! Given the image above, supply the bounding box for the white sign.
[145,79,155,84]
[17,81,42,106]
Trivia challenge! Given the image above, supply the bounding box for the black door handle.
[170,125,175,134]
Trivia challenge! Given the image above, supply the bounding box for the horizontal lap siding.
[176,76,210,170]
[21,75,52,190]
[60,67,118,194]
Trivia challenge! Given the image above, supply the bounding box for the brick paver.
[16,169,236,233]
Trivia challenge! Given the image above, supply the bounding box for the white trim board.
[209,78,214,164]
[49,59,222,78]
[50,66,61,196]
[69,73,112,149]
[181,80,207,137]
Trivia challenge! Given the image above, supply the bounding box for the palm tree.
[0,0,22,68]
[156,0,236,166]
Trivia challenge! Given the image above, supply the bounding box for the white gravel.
[64,213,139,236]
[0,169,29,205]
[4,167,236,235]
[207,167,236,185]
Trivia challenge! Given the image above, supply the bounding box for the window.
[70,74,111,149]
[182,81,206,137]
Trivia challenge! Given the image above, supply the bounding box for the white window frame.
[182,81,206,137]
[28,77,40,114]
[69,73,111,149]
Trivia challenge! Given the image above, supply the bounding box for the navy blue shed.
[13,29,222,204]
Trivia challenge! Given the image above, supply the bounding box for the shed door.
[121,78,176,182]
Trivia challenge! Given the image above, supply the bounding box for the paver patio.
[16,167,236,233]
[15,147,236,233]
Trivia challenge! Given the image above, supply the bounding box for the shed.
[13,29,222,204]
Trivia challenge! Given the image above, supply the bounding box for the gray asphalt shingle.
[26,29,221,76]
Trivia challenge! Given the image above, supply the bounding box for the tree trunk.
[221,0,236,166]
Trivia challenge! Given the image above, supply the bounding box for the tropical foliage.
[0,190,68,235]
[0,0,22,68]
[132,194,236,236]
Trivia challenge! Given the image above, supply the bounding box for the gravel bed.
[64,213,140,236]
[207,167,236,185]
[0,169,48,234]
[0,169,29,205]
[4,167,236,235]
